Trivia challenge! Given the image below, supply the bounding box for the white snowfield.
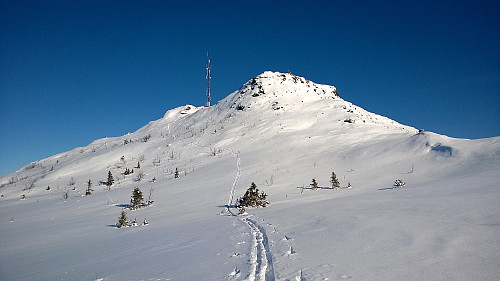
[1,71,499,281]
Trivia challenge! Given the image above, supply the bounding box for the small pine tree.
[311,178,319,190]
[131,187,144,209]
[106,171,114,190]
[85,179,93,195]
[117,210,128,228]
[174,168,179,178]
[330,171,340,190]
[235,182,269,211]
[137,161,140,169]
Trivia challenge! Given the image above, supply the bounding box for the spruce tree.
[174,168,179,178]
[106,171,114,190]
[131,187,144,209]
[330,171,340,190]
[85,179,93,195]
[311,178,319,190]
[235,182,269,210]
[117,210,128,228]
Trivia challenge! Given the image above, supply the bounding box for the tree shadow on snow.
[115,203,133,208]
[378,187,404,191]
[296,186,333,190]
[217,204,236,209]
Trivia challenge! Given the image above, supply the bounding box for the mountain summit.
[220,71,339,111]
[1,72,499,281]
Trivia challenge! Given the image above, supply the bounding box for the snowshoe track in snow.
[227,150,241,213]
[242,217,275,281]
[223,152,275,280]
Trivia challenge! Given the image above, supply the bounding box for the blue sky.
[1,0,499,175]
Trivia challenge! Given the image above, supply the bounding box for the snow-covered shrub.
[123,168,134,175]
[135,170,145,182]
[141,134,151,143]
[146,187,154,205]
[235,182,269,211]
[393,179,406,188]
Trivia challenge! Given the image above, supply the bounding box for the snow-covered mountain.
[1,71,499,281]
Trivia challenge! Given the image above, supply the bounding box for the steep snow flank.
[1,71,499,281]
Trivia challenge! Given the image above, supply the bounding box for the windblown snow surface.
[1,71,499,281]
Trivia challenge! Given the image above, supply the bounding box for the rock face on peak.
[217,71,339,112]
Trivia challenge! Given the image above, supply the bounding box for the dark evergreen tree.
[106,171,114,190]
[311,178,319,190]
[235,182,269,211]
[85,179,93,195]
[131,187,144,209]
[117,210,128,228]
[174,168,179,178]
[330,171,340,190]
[137,161,140,169]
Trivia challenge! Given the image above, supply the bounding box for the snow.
[1,71,499,280]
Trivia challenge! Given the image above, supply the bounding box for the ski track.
[243,217,275,281]
[224,151,275,281]
[227,150,240,212]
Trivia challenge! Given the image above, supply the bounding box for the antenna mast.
[206,52,211,107]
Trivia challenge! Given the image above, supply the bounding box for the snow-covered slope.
[1,71,499,281]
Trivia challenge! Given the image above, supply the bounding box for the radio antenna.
[206,52,211,107]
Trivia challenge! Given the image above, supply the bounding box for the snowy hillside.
[1,71,499,281]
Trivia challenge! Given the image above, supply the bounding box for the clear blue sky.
[1,0,499,176]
